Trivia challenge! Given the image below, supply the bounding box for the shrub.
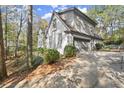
[64,45,76,57]
[37,48,47,54]
[32,56,43,68]
[43,49,60,64]
[33,48,47,55]
[18,46,26,51]
[95,43,103,50]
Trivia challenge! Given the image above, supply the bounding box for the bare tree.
[0,6,7,80]
[15,10,23,64]
[26,5,33,68]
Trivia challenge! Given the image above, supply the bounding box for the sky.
[33,5,92,21]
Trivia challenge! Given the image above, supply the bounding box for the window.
[49,36,52,48]
[76,16,81,31]
[67,35,70,43]
[67,35,73,44]
[57,33,62,48]
[53,18,57,31]
[53,32,56,48]
[82,20,86,30]
[76,16,85,32]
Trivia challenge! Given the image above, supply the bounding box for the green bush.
[43,49,60,64]
[18,46,26,51]
[32,56,43,68]
[64,45,76,57]
[95,43,103,50]
[33,48,47,54]
[37,48,47,54]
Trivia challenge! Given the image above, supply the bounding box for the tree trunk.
[26,5,33,68]
[0,6,7,80]
[15,11,23,65]
[5,6,8,60]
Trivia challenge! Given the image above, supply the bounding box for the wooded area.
[0,5,49,80]
[88,6,124,47]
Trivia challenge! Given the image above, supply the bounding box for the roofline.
[55,12,71,31]
[65,30,103,40]
[46,12,71,35]
[74,8,97,26]
[57,7,75,14]
[46,12,54,35]
[57,7,97,26]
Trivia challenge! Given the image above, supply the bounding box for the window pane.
[57,33,62,48]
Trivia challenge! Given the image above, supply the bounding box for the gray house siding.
[46,14,73,54]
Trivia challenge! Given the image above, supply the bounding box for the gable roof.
[58,7,97,26]
[55,12,71,31]
[46,12,71,35]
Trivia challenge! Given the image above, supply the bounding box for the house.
[44,8,102,54]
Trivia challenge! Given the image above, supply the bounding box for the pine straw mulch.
[26,57,76,81]
[0,57,76,87]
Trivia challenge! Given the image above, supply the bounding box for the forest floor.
[0,51,124,88]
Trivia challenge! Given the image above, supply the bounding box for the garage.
[74,37,91,52]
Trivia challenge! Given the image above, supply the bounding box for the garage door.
[74,38,90,52]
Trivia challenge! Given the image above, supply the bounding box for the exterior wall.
[46,15,73,54]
